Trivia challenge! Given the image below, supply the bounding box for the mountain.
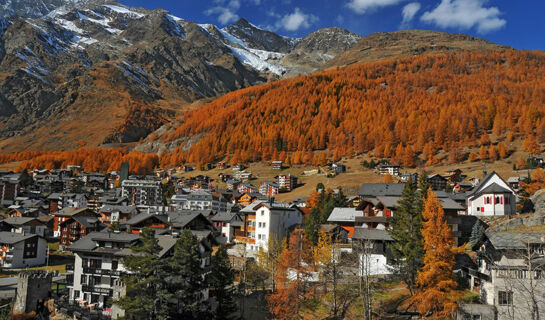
[0,1,512,153]
[154,50,545,167]
[0,2,367,152]
[324,29,509,68]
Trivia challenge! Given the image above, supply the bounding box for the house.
[399,172,418,184]
[351,228,393,275]
[271,161,283,170]
[236,200,302,253]
[468,232,545,320]
[0,217,47,237]
[330,162,346,174]
[238,183,258,194]
[453,182,475,193]
[327,208,364,237]
[216,161,228,170]
[171,189,228,211]
[167,211,216,234]
[98,205,137,225]
[47,193,88,214]
[232,163,245,171]
[124,213,170,234]
[276,174,298,192]
[234,171,253,181]
[427,174,448,191]
[211,212,244,242]
[444,169,463,183]
[237,192,265,206]
[60,216,104,249]
[226,179,241,191]
[358,183,406,199]
[67,232,180,310]
[259,181,280,197]
[0,232,47,268]
[466,172,517,216]
[318,224,349,243]
[507,176,521,191]
[377,164,400,176]
[52,208,99,238]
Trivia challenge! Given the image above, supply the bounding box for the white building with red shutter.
[466,172,517,216]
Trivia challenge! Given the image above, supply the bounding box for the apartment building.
[121,180,162,206]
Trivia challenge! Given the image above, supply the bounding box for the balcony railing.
[81,285,113,296]
[66,264,74,272]
[235,236,255,244]
[83,267,122,277]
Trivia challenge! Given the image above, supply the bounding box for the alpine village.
[0,0,544,319]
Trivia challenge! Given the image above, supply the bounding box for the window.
[112,260,118,270]
[261,210,264,216]
[498,291,513,306]
[476,207,480,212]
[262,222,266,228]
[81,275,87,285]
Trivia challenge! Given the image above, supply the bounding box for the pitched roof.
[72,216,101,229]
[0,232,39,244]
[486,232,545,249]
[168,212,207,228]
[351,228,393,241]
[327,208,364,223]
[99,205,136,214]
[376,196,402,208]
[126,213,169,226]
[358,183,405,197]
[54,207,94,217]
[211,211,237,222]
[2,217,43,227]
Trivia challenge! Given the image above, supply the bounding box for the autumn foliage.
[412,189,462,318]
[161,50,545,166]
[14,148,158,175]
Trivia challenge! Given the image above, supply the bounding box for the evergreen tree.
[387,179,424,295]
[469,220,486,249]
[118,227,170,319]
[168,229,210,319]
[418,171,431,196]
[19,169,33,187]
[209,245,238,320]
[304,188,348,244]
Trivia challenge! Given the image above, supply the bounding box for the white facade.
[121,180,162,206]
[467,173,517,216]
[248,205,302,253]
[0,235,47,269]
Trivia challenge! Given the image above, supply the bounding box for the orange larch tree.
[412,189,462,319]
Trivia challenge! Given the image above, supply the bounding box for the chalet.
[234,171,253,181]
[167,212,216,233]
[0,232,47,268]
[216,161,228,170]
[124,213,170,234]
[454,182,475,193]
[98,205,137,225]
[7,207,40,218]
[318,224,349,243]
[211,212,244,242]
[237,183,257,194]
[276,174,298,192]
[60,217,104,249]
[466,172,517,216]
[327,208,364,237]
[226,179,241,191]
[507,176,521,191]
[444,169,463,183]
[232,163,245,171]
[47,192,88,214]
[271,161,283,170]
[52,208,99,238]
[237,192,266,206]
[259,181,280,197]
[351,228,393,275]
[0,217,47,237]
[377,164,400,176]
[358,183,405,199]
[330,162,346,174]
[427,174,448,191]
[399,172,418,184]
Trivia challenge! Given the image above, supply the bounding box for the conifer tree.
[118,227,170,319]
[388,179,424,295]
[469,220,486,249]
[168,229,210,319]
[209,245,238,320]
[412,189,461,318]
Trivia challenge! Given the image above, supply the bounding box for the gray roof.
[358,183,405,197]
[156,235,177,258]
[54,207,91,217]
[351,228,393,241]
[507,177,520,183]
[126,213,169,226]
[211,212,237,222]
[478,182,513,195]
[376,196,402,208]
[72,216,101,229]
[100,205,136,214]
[327,208,363,223]
[0,232,39,244]
[168,212,204,228]
[2,217,43,226]
[438,198,465,211]
[486,232,545,249]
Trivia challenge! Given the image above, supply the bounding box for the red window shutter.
[501,197,503,204]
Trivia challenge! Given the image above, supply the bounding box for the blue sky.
[121,0,545,50]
